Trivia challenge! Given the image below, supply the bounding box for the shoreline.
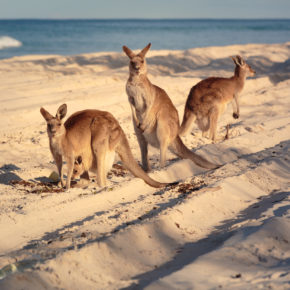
[1,40,290,61]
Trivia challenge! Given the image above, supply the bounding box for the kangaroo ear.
[75,156,82,165]
[231,56,238,66]
[236,55,245,66]
[40,107,53,122]
[231,55,244,66]
[123,45,135,59]
[138,43,151,58]
[56,104,67,120]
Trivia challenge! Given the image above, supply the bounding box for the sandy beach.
[0,42,289,289]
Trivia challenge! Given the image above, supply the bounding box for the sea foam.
[0,36,22,50]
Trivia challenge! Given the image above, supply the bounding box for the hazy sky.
[0,0,289,19]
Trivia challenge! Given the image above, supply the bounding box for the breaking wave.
[0,36,22,50]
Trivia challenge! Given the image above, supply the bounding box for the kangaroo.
[72,156,118,183]
[72,156,90,182]
[179,55,256,141]
[123,43,220,172]
[40,104,172,190]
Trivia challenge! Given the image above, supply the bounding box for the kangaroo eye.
[57,123,61,127]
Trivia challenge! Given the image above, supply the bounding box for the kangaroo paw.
[233,112,239,119]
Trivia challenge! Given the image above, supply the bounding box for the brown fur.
[40,104,170,190]
[179,55,256,141]
[123,43,220,171]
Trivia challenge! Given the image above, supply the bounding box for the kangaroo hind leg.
[157,121,172,168]
[208,106,219,142]
[196,117,210,138]
[156,116,179,168]
[159,137,170,168]
[92,135,109,188]
[132,120,150,172]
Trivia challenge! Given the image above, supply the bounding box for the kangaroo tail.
[179,107,197,136]
[116,132,173,188]
[172,136,221,170]
[179,88,198,136]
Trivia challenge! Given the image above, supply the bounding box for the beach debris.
[176,180,206,197]
[0,260,36,280]
[0,263,18,280]
[231,273,242,279]
[9,179,63,193]
[48,171,59,182]
[108,163,128,177]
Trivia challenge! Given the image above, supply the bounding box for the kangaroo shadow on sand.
[123,140,290,288]
[0,164,22,185]
[29,50,290,85]
[148,54,289,84]
[32,54,128,73]
[123,189,289,289]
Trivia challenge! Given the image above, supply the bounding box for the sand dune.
[0,42,289,289]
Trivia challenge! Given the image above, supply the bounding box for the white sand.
[0,42,289,289]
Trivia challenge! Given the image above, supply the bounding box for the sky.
[0,0,289,19]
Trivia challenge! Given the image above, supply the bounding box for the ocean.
[0,19,289,59]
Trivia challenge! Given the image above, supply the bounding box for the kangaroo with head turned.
[123,43,220,172]
[40,104,172,190]
[179,55,256,142]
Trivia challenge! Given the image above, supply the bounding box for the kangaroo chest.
[126,81,148,114]
[50,137,65,156]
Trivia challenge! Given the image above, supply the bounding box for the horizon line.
[0,17,289,21]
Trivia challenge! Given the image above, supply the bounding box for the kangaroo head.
[123,43,151,76]
[232,55,256,77]
[40,104,67,138]
[72,155,84,179]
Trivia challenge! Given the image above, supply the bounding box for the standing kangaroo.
[123,43,219,172]
[179,55,256,141]
[40,104,171,190]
